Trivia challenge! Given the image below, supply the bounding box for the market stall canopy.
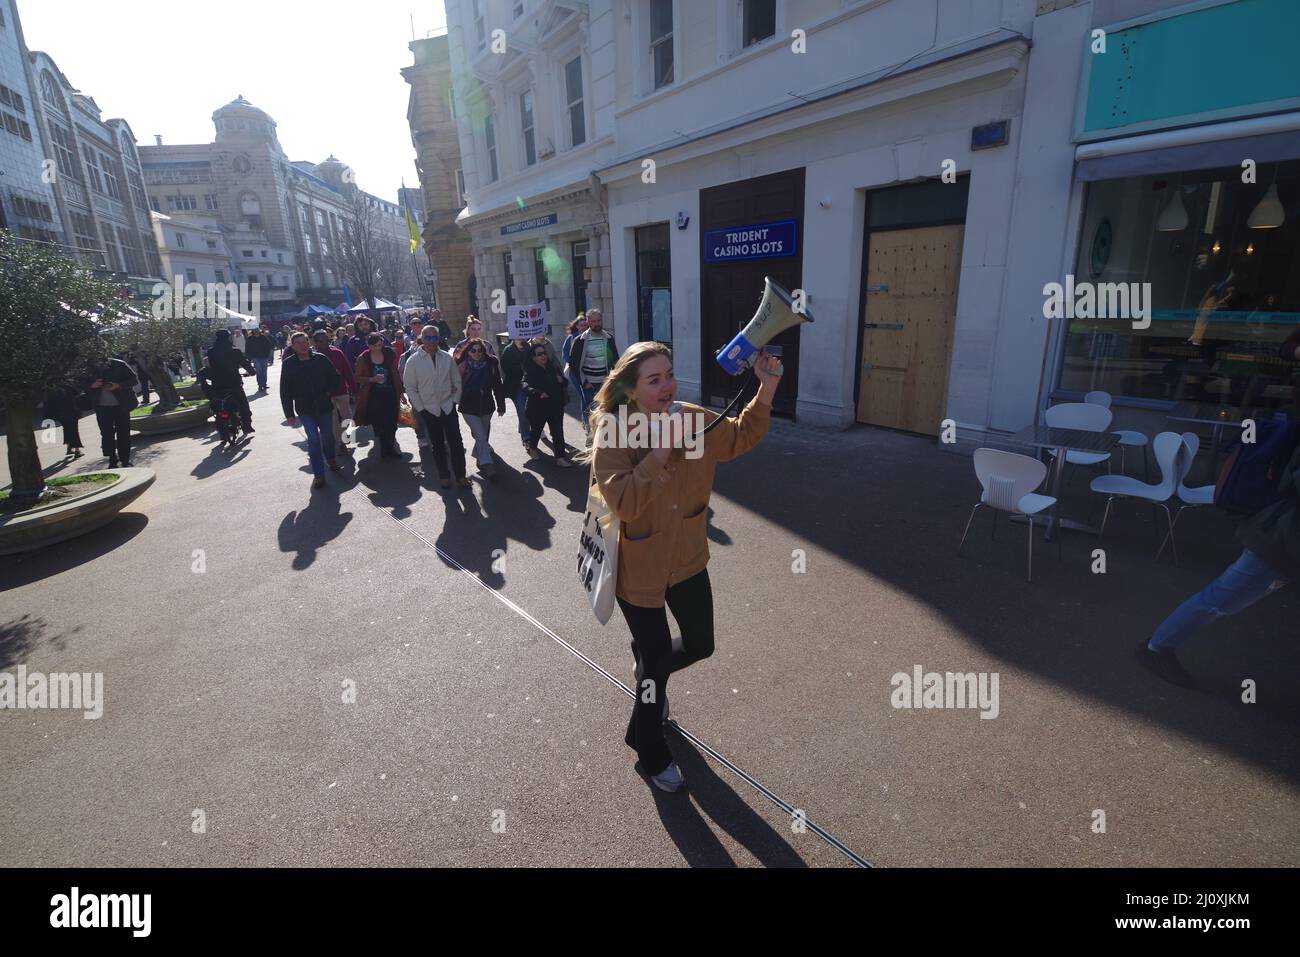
[293,304,336,319]
[347,298,400,313]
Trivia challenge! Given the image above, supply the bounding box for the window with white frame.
[565,56,585,147]
[455,168,466,205]
[742,0,776,48]
[215,269,225,282]
[520,90,536,167]
[175,232,186,249]
[513,1,524,19]
[485,114,499,182]
[650,0,674,90]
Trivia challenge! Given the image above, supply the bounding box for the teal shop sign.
[1075,0,1300,142]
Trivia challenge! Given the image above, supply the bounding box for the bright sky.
[17,0,448,202]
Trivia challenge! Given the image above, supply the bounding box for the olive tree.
[0,231,118,505]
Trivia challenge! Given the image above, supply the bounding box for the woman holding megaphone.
[584,341,782,793]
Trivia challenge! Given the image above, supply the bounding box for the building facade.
[0,0,61,246]
[444,0,619,341]
[150,210,236,289]
[140,96,421,319]
[404,33,476,319]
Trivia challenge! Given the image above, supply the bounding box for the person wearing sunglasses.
[404,325,470,488]
[457,340,508,479]
[521,341,573,467]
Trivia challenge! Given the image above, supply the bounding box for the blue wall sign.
[704,219,798,263]
[501,213,558,236]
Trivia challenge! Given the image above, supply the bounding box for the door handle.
[865,284,889,293]
[863,322,903,330]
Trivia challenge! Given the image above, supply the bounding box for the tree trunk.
[4,401,46,507]
[145,354,180,412]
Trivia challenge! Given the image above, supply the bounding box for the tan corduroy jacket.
[593,397,771,608]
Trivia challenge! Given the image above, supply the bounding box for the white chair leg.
[1155,505,1184,561]
[1026,514,1034,583]
[958,503,981,556]
[1159,503,1179,565]
[1098,497,1115,543]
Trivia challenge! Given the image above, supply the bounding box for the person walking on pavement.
[42,383,85,458]
[562,314,588,428]
[401,313,433,451]
[452,316,496,360]
[354,333,404,459]
[405,325,469,489]
[500,338,532,449]
[457,339,508,479]
[230,328,246,353]
[568,307,618,426]
[206,329,257,434]
[245,327,274,392]
[428,307,455,347]
[587,342,781,793]
[522,341,573,468]
[281,332,343,490]
[126,352,151,406]
[345,316,386,368]
[312,330,357,457]
[1139,435,1299,687]
[85,354,139,468]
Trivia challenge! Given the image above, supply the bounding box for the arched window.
[40,71,64,111]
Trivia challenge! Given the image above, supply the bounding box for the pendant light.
[1156,185,1189,232]
[1247,181,1285,229]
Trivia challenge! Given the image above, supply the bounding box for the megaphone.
[716,277,814,376]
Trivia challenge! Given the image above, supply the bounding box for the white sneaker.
[650,763,685,793]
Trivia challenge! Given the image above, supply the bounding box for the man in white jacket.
[404,325,469,488]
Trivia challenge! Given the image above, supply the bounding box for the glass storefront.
[1059,158,1299,414]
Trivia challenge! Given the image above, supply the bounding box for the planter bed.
[0,468,155,555]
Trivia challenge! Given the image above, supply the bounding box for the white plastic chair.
[1045,402,1113,475]
[1090,432,1187,562]
[1085,390,1150,478]
[958,448,1060,582]
[1155,432,1216,561]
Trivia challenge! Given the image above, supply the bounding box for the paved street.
[2,363,1297,867]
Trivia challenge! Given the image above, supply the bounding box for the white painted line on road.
[377,505,873,869]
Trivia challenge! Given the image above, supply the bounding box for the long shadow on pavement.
[277,491,353,571]
[0,512,149,592]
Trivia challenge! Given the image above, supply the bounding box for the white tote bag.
[579,472,620,625]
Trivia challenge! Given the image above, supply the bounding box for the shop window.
[572,241,590,314]
[533,246,551,309]
[502,250,514,305]
[636,223,672,344]
[1058,159,1300,416]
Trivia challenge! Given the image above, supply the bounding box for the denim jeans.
[252,357,270,389]
[1150,549,1286,651]
[463,413,494,466]
[299,412,336,478]
[511,388,529,444]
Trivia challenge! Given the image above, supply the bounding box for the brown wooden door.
[856,224,963,435]
[700,169,803,417]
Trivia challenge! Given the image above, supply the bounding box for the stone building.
[442,1,617,343]
[23,45,162,287]
[140,96,421,318]
[404,33,476,321]
[0,0,61,247]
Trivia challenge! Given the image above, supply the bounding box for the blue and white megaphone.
[716,277,814,376]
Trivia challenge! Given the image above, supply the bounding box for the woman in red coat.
[354,333,405,459]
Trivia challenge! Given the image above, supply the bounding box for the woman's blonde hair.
[575,340,673,464]
[463,315,481,337]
